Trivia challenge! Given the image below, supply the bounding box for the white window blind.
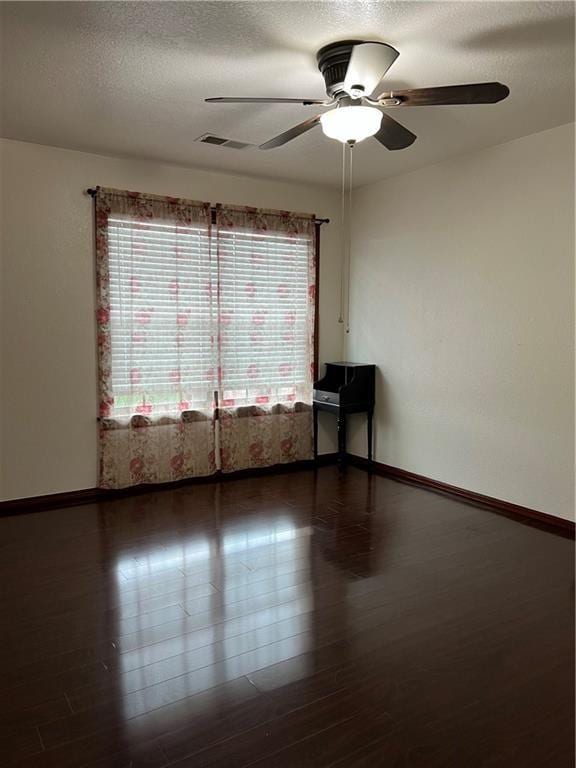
[218,227,312,407]
[106,213,313,418]
[107,215,215,418]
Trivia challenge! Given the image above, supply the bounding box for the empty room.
[0,1,574,766]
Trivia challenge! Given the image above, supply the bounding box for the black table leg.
[367,408,373,465]
[337,413,347,470]
[313,405,318,461]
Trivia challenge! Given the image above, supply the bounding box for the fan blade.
[259,115,321,150]
[373,112,417,150]
[343,42,399,98]
[205,97,328,105]
[377,82,510,106]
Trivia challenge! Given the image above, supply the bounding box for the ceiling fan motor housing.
[317,40,364,99]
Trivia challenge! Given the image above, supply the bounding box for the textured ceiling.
[1,1,574,188]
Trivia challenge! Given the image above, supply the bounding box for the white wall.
[3,127,574,517]
[0,139,343,500]
[346,123,575,521]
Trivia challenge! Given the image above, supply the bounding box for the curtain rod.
[86,188,329,225]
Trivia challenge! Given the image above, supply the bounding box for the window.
[107,214,215,418]
[217,221,313,408]
[96,190,316,422]
[95,189,317,486]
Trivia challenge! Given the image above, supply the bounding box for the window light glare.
[320,106,383,144]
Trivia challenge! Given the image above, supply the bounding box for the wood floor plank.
[66,614,318,712]
[0,695,72,732]
[220,705,397,768]
[164,686,394,767]
[0,467,572,768]
[39,677,261,753]
[12,732,168,768]
[0,726,43,765]
[69,631,326,721]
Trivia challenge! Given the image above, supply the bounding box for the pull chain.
[339,141,354,333]
[338,142,346,324]
[346,142,354,334]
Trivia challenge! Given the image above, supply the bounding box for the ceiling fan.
[205,39,510,150]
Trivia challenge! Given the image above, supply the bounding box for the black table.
[313,362,375,468]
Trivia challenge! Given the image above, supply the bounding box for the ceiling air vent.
[196,134,252,150]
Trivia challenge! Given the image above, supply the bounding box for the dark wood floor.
[0,466,573,768]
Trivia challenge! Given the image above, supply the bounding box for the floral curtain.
[95,191,316,487]
[215,205,316,472]
[95,188,217,489]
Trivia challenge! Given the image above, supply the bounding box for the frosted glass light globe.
[320,106,383,144]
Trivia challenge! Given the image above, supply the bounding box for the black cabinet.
[313,362,376,467]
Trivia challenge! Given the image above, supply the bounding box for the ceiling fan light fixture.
[320,105,383,144]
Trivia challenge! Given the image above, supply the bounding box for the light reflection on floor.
[113,517,314,721]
